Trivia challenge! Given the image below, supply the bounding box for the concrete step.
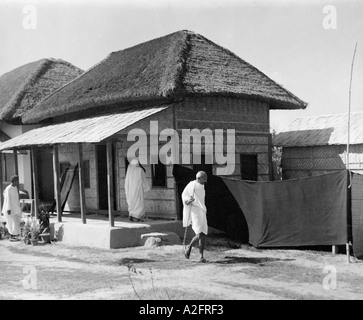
[140,231,180,247]
[49,217,191,249]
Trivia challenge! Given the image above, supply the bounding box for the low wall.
[50,220,197,249]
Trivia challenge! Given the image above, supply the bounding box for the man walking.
[2,175,22,241]
[182,171,208,263]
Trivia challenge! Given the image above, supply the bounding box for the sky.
[0,0,362,132]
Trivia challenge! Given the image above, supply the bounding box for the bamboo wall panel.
[282,145,363,179]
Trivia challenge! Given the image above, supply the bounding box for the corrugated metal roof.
[274,112,363,147]
[0,105,170,150]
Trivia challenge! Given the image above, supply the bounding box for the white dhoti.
[190,206,208,235]
[2,185,22,236]
[182,180,208,235]
[4,213,21,235]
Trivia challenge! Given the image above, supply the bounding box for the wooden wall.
[281,144,363,179]
[175,97,272,181]
[56,96,273,219]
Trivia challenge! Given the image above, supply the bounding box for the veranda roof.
[23,30,307,124]
[274,112,363,147]
[0,105,170,151]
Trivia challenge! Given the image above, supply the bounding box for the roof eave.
[22,96,175,124]
[269,99,308,110]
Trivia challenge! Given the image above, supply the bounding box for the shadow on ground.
[118,257,157,265]
[212,256,295,265]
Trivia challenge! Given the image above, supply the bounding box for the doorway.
[35,148,54,202]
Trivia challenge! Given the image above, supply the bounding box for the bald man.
[182,171,208,263]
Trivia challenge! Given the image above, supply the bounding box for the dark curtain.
[222,170,348,247]
[351,172,363,259]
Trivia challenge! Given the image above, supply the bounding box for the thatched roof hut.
[0,58,83,124]
[23,30,307,124]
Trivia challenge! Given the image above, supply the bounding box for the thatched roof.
[0,58,83,124]
[274,112,363,147]
[23,30,307,124]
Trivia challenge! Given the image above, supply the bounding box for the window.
[240,154,258,181]
[151,160,167,188]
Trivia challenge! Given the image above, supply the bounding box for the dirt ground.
[1,234,363,300]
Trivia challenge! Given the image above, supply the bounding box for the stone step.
[140,231,180,247]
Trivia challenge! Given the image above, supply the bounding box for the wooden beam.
[53,145,62,222]
[0,152,3,212]
[78,143,86,224]
[30,147,39,219]
[106,142,114,227]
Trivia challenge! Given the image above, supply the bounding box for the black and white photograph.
[0,0,362,303]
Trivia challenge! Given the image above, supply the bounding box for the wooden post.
[78,143,86,224]
[31,147,39,219]
[332,245,337,254]
[346,243,351,263]
[0,152,3,213]
[53,145,62,222]
[13,150,19,177]
[106,142,114,227]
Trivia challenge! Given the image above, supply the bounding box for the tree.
[271,128,282,180]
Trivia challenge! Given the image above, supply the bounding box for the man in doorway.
[2,175,22,241]
[182,171,208,263]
